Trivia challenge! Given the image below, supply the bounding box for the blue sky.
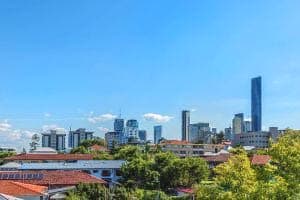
[0,1,300,150]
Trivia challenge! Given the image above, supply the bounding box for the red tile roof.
[0,181,47,196]
[5,153,93,161]
[251,155,271,165]
[0,171,106,187]
[160,140,192,145]
[89,144,108,152]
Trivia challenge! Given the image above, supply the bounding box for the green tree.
[0,152,16,165]
[269,129,300,197]
[114,145,142,161]
[66,183,108,200]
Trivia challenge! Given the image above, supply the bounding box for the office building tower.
[232,113,244,134]
[182,110,190,141]
[126,119,139,140]
[244,120,252,133]
[251,76,262,131]
[42,130,66,152]
[114,118,124,132]
[189,122,210,143]
[154,125,162,144]
[69,128,94,148]
[138,130,147,141]
[224,127,232,140]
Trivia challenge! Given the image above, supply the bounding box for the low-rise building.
[4,153,93,164]
[0,181,47,200]
[159,140,225,157]
[0,170,106,190]
[18,160,124,185]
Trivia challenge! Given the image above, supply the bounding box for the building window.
[93,170,99,173]
[102,170,111,177]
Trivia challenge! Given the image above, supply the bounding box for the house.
[201,152,231,168]
[18,160,125,185]
[251,154,271,165]
[0,170,106,190]
[4,153,93,164]
[88,144,108,152]
[0,181,47,200]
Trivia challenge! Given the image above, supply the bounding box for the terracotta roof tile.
[0,170,106,187]
[251,155,271,165]
[0,181,47,196]
[5,153,93,161]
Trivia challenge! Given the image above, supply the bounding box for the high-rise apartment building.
[68,128,94,148]
[138,130,147,142]
[154,125,162,144]
[232,113,244,134]
[182,110,190,141]
[251,76,262,131]
[126,119,139,140]
[42,130,66,152]
[224,127,232,140]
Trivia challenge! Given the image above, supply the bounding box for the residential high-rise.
[42,130,66,152]
[105,131,122,150]
[224,127,232,140]
[189,122,210,143]
[232,113,244,134]
[138,130,147,142]
[68,128,94,148]
[181,110,190,141]
[126,119,139,140]
[251,76,262,131]
[154,125,162,144]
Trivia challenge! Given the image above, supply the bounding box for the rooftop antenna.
[119,108,122,118]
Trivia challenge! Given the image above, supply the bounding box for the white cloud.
[88,113,117,123]
[97,127,110,133]
[191,109,197,112]
[42,124,66,132]
[0,121,11,132]
[143,113,173,123]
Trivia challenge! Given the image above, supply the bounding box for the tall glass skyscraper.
[154,125,162,144]
[251,76,262,132]
[181,110,190,141]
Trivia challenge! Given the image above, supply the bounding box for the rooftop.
[5,153,93,161]
[20,160,125,170]
[160,140,192,145]
[251,155,271,165]
[0,181,47,197]
[0,171,106,187]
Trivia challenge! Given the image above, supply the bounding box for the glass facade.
[181,110,190,141]
[251,77,262,131]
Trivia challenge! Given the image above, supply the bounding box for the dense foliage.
[0,151,16,165]
[195,129,300,200]
[67,130,300,200]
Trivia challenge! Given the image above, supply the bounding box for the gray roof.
[0,162,21,169]
[20,160,125,170]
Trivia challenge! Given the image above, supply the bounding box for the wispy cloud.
[143,113,173,123]
[42,124,66,132]
[0,120,11,132]
[88,113,117,123]
[97,127,110,132]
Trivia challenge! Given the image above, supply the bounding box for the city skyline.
[1,1,300,150]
